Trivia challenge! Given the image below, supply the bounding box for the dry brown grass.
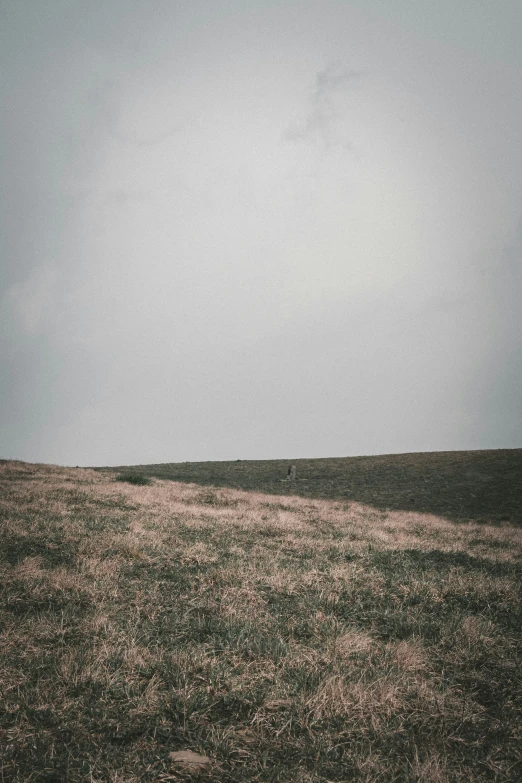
[1,458,521,781]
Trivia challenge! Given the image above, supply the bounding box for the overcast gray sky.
[1,0,521,467]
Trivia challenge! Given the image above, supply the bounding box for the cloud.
[4,263,60,336]
[499,215,522,276]
[112,118,192,149]
[314,63,366,99]
[283,62,366,149]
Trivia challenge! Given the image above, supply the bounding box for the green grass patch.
[115,472,152,486]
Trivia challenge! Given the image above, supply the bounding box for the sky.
[1,0,521,467]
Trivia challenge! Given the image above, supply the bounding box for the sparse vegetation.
[1,454,521,781]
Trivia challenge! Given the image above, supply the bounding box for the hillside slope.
[97,449,522,526]
[1,459,521,781]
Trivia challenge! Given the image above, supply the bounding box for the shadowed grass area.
[1,458,521,781]
[95,449,522,527]
[116,473,153,486]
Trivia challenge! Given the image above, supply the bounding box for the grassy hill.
[96,449,522,526]
[1,451,521,781]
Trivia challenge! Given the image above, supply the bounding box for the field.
[1,450,521,782]
[98,450,522,527]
